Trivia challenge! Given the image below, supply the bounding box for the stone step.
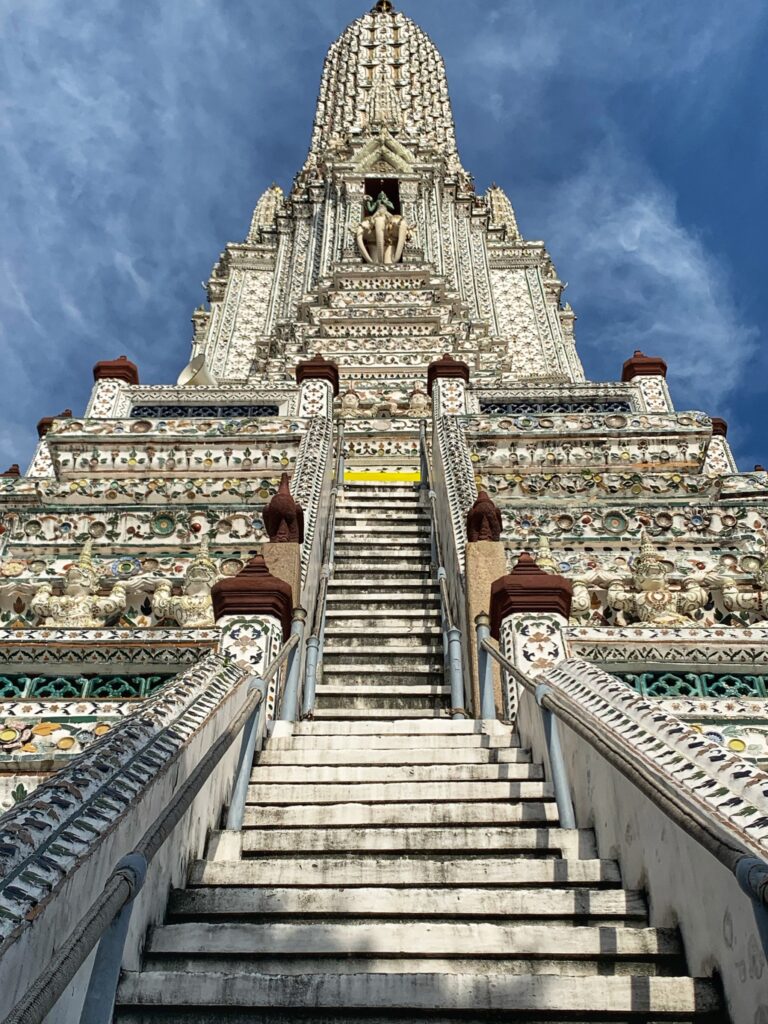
[322,646,443,665]
[276,719,513,736]
[116,971,721,1017]
[246,780,550,805]
[190,857,619,888]
[257,745,528,763]
[308,708,452,720]
[145,921,680,962]
[335,537,432,549]
[315,690,449,711]
[237,825,593,858]
[324,618,442,632]
[324,631,443,648]
[332,568,433,581]
[320,666,444,683]
[327,578,438,590]
[169,883,643,921]
[249,763,542,783]
[263,732,519,751]
[335,515,430,527]
[335,525,432,536]
[326,597,440,611]
[240,801,558,829]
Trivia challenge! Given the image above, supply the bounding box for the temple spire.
[373,0,395,11]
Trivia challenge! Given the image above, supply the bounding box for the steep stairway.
[115,480,723,1022]
[317,477,449,719]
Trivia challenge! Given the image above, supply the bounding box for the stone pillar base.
[465,540,507,715]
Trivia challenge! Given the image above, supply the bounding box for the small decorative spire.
[466,492,503,543]
[373,0,395,12]
[263,473,305,544]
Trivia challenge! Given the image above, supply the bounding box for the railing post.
[302,635,321,718]
[535,684,576,829]
[419,420,429,489]
[79,853,147,1024]
[475,614,496,719]
[225,678,267,831]
[278,608,307,722]
[447,627,465,719]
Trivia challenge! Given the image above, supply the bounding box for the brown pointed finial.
[1,465,20,477]
[426,353,470,396]
[295,353,340,396]
[373,0,394,12]
[36,409,73,439]
[263,473,305,544]
[466,491,503,543]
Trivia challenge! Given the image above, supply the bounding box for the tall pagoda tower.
[0,3,766,1021]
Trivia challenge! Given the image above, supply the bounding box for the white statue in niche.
[152,538,218,627]
[340,388,361,417]
[408,387,429,417]
[607,531,709,627]
[30,540,127,628]
[355,192,412,265]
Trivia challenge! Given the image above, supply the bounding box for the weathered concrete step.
[324,623,442,636]
[241,800,558,829]
[309,708,451,720]
[327,578,438,590]
[315,693,448,711]
[246,780,550,805]
[332,565,433,578]
[257,745,528,763]
[138,955,679,979]
[324,632,443,648]
[146,921,679,960]
[319,674,445,691]
[170,882,636,921]
[322,648,443,666]
[335,537,432,549]
[335,549,432,561]
[263,733,520,752]
[116,971,721,1015]
[273,719,512,736]
[326,596,440,611]
[335,518,430,529]
[238,825,594,858]
[325,610,441,624]
[250,763,542,783]
[336,530,431,541]
[191,857,620,888]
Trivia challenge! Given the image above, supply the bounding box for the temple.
[0,2,766,1021]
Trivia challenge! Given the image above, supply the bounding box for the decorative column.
[465,491,506,714]
[427,353,470,416]
[212,555,293,722]
[295,353,339,417]
[621,349,672,412]
[702,417,738,476]
[86,355,139,418]
[488,553,573,719]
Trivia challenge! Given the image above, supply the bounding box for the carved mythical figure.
[152,538,218,627]
[30,540,127,628]
[607,531,708,627]
[722,552,768,624]
[356,192,412,265]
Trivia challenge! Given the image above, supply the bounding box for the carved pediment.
[353,133,415,175]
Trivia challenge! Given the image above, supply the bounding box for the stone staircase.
[115,481,723,1022]
[318,478,449,719]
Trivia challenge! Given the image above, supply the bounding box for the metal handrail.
[5,630,300,1024]
[419,420,466,719]
[301,419,345,718]
[478,633,768,914]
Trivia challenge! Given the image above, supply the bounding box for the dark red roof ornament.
[621,350,668,381]
[489,553,573,639]
[36,409,73,439]
[263,473,305,543]
[1,465,20,477]
[295,354,340,396]
[93,354,140,385]
[466,491,503,543]
[211,555,293,639]
[711,418,728,438]
[426,353,470,396]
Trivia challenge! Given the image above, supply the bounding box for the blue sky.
[0,0,766,469]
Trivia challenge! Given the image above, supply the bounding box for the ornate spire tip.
[373,0,394,12]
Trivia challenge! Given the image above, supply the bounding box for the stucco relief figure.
[356,192,412,265]
[152,538,218,628]
[534,535,592,623]
[340,388,361,417]
[607,531,708,627]
[721,555,768,624]
[408,387,429,417]
[30,540,127,628]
